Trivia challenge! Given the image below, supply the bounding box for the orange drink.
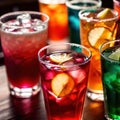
[39,0,69,43]
[79,8,119,101]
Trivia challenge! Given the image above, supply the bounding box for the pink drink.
[0,11,49,98]
[38,43,91,120]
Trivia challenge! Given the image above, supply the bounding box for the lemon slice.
[50,53,72,64]
[88,27,112,48]
[51,73,75,97]
[108,48,120,61]
[97,8,114,19]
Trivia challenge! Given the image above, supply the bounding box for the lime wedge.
[50,53,72,64]
[97,8,114,19]
[51,73,75,97]
[108,48,120,60]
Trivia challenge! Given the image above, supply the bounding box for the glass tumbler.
[0,11,49,98]
[39,0,69,44]
[38,43,91,120]
[79,8,119,101]
[100,40,120,120]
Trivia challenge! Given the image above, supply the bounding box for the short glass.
[38,43,91,120]
[66,0,102,44]
[0,11,49,98]
[38,0,69,44]
[79,8,119,101]
[100,40,120,120]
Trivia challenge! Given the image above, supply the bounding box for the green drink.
[100,40,120,120]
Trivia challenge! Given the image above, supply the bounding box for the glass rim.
[38,43,92,68]
[66,0,102,10]
[113,0,120,4]
[79,8,119,22]
[100,39,120,63]
[0,11,49,29]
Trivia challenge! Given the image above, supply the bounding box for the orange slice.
[51,73,75,97]
[88,27,112,49]
[50,53,72,64]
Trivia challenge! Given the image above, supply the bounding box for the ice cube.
[7,20,20,26]
[32,19,45,31]
[62,60,74,66]
[33,19,42,26]
[61,59,79,71]
[69,69,86,83]
[20,28,30,33]
[45,70,56,81]
[17,13,31,27]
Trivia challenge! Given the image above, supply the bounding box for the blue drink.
[66,0,102,44]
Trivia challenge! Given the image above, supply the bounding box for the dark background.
[0,0,113,16]
[0,0,113,65]
[0,0,39,16]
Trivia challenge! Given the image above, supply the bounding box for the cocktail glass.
[100,39,120,120]
[38,0,69,44]
[66,0,102,44]
[38,43,91,120]
[0,11,49,98]
[79,8,119,101]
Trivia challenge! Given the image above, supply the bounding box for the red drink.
[38,43,91,120]
[0,11,49,98]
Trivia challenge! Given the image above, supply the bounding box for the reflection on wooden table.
[0,65,106,120]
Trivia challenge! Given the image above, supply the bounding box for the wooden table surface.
[0,65,106,120]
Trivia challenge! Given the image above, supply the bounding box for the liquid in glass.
[66,0,102,44]
[0,11,49,98]
[79,8,119,101]
[38,43,91,120]
[39,0,69,43]
[100,40,120,120]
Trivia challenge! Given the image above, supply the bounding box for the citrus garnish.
[51,73,75,97]
[88,27,112,49]
[50,53,72,64]
[108,48,120,61]
[97,8,114,19]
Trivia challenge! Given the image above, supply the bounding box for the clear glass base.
[87,90,104,101]
[9,84,41,98]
